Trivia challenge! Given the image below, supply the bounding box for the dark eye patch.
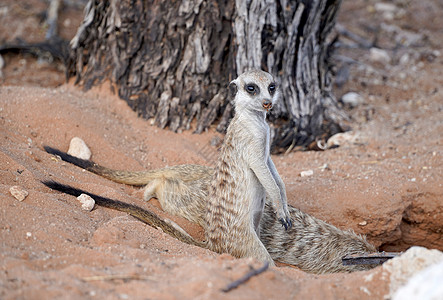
[245,83,259,95]
[268,83,277,94]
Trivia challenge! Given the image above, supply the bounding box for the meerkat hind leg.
[143,179,162,201]
[248,234,275,266]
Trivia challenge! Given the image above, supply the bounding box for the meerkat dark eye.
[245,84,259,95]
[268,83,276,94]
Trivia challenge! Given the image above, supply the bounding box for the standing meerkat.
[205,71,292,263]
[44,70,377,273]
[205,70,291,265]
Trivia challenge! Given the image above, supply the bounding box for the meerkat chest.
[213,115,270,186]
[249,120,271,161]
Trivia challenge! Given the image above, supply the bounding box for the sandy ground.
[1,0,442,299]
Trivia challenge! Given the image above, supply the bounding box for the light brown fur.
[44,70,377,273]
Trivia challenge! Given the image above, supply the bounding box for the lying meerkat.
[259,202,376,273]
[44,70,377,273]
[44,180,376,274]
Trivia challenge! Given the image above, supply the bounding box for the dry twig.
[82,274,155,282]
[222,262,269,293]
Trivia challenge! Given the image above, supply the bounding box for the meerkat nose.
[262,99,273,111]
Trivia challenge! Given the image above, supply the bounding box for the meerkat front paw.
[274,203,292,230]
[277,208,292,230]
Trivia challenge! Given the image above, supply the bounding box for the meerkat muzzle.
[262,99,273,111]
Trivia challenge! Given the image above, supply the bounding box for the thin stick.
[82,274,155,282]
[222,262,270,293]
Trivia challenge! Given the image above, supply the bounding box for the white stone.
[9,186,29,201]
[77,194,95,211]
[383,246,443,299]
[369,48,391,64]
[399,53,410,66]
[67,137,92,160]
[341,92,365,107]
[374,3,397,13]
[393,259,443,300]
[300,170,314,177]
[359,221,368,226]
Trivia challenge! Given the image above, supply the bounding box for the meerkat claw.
[280,217,292,230]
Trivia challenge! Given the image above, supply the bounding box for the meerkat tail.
[43,146,157,185]
[42,180,205,248]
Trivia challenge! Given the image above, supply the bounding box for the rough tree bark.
[69,0,346,152]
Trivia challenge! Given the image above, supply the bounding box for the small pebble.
[369,48,391,64]
[67,137,92,160]
[374,2,397,20]
[374,2,396,13]
[77,194,95,211]
[399,53,410,66]
[9,186,29,201]
[359,221,368,226]
[300,170,314,177]
[341,92,365,107]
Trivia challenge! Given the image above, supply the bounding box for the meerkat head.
[228,70,279,114]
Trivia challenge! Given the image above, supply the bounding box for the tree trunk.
[69,0,345,152]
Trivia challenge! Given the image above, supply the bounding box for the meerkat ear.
[228,81,238,100]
